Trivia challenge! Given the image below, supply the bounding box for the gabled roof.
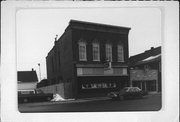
[135,54,161,66]
[18,70,38,82]
[142,54,161,62]
[129,46,161,65]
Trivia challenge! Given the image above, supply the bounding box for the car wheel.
[23,98,28,103]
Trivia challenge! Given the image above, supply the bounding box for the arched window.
[105,43,112,61]
[78,39,87,61]
[92,42,100,61]
[117,44,124,62]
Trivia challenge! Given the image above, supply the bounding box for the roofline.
[69,19,131,30]
[46,19,131,58]
[18,70,37,72]
[46,45,56,58]
[132,55,161,66]
[130,46,161,59]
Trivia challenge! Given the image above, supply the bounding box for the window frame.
[78,40,87,61]
[92,42,100,61]
[117,44,124,62]
[105,43,112,62]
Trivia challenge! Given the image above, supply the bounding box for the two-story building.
[44,20,131,99]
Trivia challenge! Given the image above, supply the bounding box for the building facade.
[129,47,161,93]
[44,20,131,99]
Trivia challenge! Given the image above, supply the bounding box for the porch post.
[156,70,158,92]
[140,81,143,90]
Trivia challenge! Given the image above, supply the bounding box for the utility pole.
[38,63,41,82]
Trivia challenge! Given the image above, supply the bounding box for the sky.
[17,8,161,81]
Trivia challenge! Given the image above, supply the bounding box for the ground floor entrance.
[77,76,128,98]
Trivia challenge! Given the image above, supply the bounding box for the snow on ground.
[51,94,65,101]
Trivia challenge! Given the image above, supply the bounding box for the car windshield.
[120,87,141,92]
[128,87,141,92]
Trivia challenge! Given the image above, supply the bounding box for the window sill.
[79,59,87,61]
[93,60,100,62]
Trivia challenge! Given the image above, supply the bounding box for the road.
[18,94,161,112]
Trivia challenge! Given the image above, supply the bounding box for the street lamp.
[38,63,41,82]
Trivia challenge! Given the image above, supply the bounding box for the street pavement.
[18,93,161,112]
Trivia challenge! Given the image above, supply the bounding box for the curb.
[19,97,110,107]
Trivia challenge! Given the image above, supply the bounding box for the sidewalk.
[19,93,161,107]
[18,97,110,107]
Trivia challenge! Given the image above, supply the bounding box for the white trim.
[92,42,100,61]
[105,43,112,61]
[79,58,87,61]
[117,44,124,62]
[78,41,87,61]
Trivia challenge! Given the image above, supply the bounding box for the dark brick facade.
[46,20,131,99]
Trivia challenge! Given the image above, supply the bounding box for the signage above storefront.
[77,67,128,76]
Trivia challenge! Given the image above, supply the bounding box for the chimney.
[150,47,155,51]
[55,35,58,41]
[150,47,155,56]
[32,68,34,71]
[54,35,58,45]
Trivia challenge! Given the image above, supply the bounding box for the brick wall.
[72,28,129,64]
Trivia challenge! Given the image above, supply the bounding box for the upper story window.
[78,40,87,61]
[92,42,100,61]
[117,45,124,62]
[105,43,112,61]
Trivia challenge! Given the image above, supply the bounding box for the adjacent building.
[129,46,161,93]
[42,20,131,99]
[18,69,38,90]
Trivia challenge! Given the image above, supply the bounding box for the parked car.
[107,87,143,100]
[141,90,148,96]
[18,89,53,103]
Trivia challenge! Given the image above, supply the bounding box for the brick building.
[43,20,131,99]
[129,46,161,93]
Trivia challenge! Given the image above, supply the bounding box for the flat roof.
[69,19,131,30]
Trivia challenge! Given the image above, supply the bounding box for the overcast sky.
[17,8,161,81]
